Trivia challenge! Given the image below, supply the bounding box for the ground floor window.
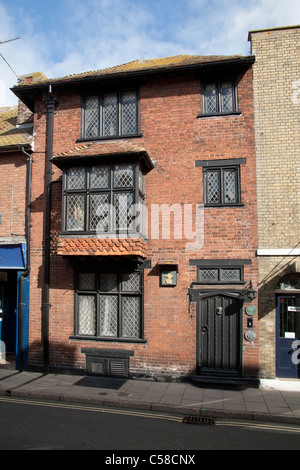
[74,270,143,340]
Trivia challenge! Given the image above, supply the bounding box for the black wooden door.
[197,294,242,375]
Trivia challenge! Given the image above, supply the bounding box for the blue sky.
[0,0,299,105]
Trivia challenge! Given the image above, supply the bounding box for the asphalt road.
[0,396,300,451]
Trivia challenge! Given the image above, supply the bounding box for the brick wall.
[250,26,300,377]
[27,65,258,377]
[0,151,27,239]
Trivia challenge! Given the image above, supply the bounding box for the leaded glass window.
[221,82,234,113]
[84,96,99,138]
[90,193,109,231]
[78,273,96,291]
[114,192,135,231]
[202,81,237,115]
[90,165,109,189]
[114,164,134,187]
[122,297,140,337]
[122,91,139,135]
[204,166,240,206]
[204,84,217,114]
[67,167,86,190]
[64,163,145,235]
[206,170,220,204]
[103,93,118,137]
[82,90,139,139]
[224,169,238,203]
[66,194,85,231]
[198,269,219,283]
[75,271,143,339]
[100,295,118,336]
[78,295,97,335]
[198,267,243,284]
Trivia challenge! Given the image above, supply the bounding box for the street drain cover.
[183,416,215,425]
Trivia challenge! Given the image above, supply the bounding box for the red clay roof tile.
[57,237,147,258]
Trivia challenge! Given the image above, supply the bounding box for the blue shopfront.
[0,243,29,370]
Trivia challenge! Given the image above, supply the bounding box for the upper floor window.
[204,166,240,206]
[196,158,246,207]
[82,90,139,139]
[63,163,145,236]
[201,81,238,116]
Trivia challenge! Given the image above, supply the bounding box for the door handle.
[202,325,208,333]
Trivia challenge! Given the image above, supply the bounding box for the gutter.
[18,146,33,371]
[0,144,32,154]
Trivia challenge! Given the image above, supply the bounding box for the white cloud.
[180,0,300,55]
[50,0,187,73]
[0,3,50,105]
[0,0,299,106]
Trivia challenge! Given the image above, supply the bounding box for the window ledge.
[70,335,147,344]
[204,203,245,208]
[197,111,241,118]
[191,281,246,286]
[77,134,143,143]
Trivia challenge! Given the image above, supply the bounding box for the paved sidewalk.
[0,369,300,424]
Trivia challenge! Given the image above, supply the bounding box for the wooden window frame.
[199,80,240,117]
[73,270,145,342]
[81,89,141,140]
[62,163,146,236]
[203,165,241,206]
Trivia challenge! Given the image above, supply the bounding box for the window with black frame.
[201,81,238,116]
[75,271,143,340]
[198,266,244,284]
[203,165,241,206]
[82,90,139,139]
[63,163,146,236]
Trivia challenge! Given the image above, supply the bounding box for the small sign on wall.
[160,269,177,287]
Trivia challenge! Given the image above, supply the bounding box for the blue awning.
[0,244,26,270]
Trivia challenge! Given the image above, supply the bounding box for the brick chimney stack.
[16,72,48,125]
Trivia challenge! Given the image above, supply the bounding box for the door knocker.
[216,307,223,316]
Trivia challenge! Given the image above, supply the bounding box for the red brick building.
[12,54,259,383]
[0,97,33,368]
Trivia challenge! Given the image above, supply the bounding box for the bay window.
[63,162,146,236]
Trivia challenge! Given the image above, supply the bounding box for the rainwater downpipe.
[42,87,56,373]
[19,146,33,371]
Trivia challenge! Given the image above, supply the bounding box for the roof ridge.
[13,53,250,91]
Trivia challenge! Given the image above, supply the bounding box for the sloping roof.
[52,141,147,159]
[51,141,154,171]
[12,54,254,90]
[0,106,33,150]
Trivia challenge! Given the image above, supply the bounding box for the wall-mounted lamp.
[247,281,257,301]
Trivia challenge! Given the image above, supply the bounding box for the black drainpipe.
[18,146,33,371]
[42,88,56,373]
